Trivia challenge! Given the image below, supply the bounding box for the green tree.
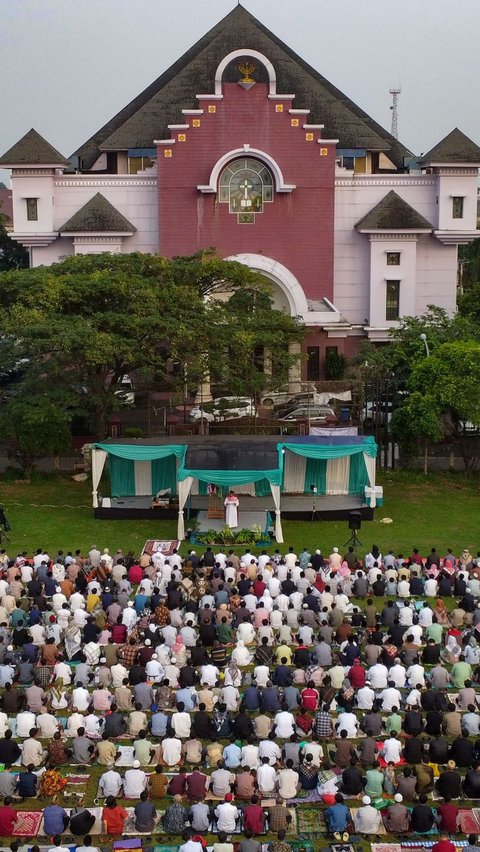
[408,340,480,471]
[389,391,444,472]
[0,396,71,475]
[0,200,28,272]
[0,252,303,437]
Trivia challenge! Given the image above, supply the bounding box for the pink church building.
[1,5,480,379]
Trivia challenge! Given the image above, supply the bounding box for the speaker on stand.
[344,509,362,547]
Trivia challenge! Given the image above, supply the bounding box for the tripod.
[0,527,10,544]
[344,529,362,548]
[311,490,321,522]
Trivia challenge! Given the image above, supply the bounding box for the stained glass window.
[219,158,274,222]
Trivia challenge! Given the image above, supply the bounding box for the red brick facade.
[157,81,335,304]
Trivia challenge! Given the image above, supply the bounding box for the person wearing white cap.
[122,601,138,631]
[52,588,67,611]
[145,654,164,683]
[99,767,123,798]
[123,762,147,799]
[354,795,382,833]
[111,660,129,687]
[329,548,342,569]
[385,793,410,833]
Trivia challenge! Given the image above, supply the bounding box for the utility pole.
[389,87,401,140]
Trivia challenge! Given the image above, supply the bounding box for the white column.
[288,342,302,394]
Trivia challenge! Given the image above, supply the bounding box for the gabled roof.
[419,127,480,164]
[59,193,136,233]
[0,128,70,167]
[73,5,412,170]
[355,190,433,231]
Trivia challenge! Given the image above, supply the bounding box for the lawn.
[1,469,479,556]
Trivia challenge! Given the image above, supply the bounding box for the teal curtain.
[277,437,377,483]
[152,456,177,495]
[109,456,135,496]
[178,468,282,486]
[255,477,271,497]
[198,480,208,496]
[348,452,368,495]
[304,458,327,494]
[95,443,187,462]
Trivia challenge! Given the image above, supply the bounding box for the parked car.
[273,392,323,418]
[261,382,317,406]
[361,401,393,429]
[279,405,338,425]
[114,374,135,405]
[189,396,256,423]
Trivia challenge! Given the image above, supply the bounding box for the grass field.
[0,468,479,556]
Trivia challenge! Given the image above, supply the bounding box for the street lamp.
[419,333,430,358]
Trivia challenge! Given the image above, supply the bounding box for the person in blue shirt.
[16,764,37,799]
[134,593,149,614]
[223,737,242,769]
[325,793,351,835]
[151,711,169,737]
[175,686,197,712]
[243,685,261,711]
[43,803,69,836]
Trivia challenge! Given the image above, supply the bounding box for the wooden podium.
[207,486,224,519]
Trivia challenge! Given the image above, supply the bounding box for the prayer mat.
[371,845,402,852]
[459,809,480,834]
[289,842,315,852]
[296,807,325,834]
[115,746,135,766]
[290,790,322,803]
[401,844,469,849]
[331,845,356,852]
[13,812,43,837]
[64,773,89,801]
[153,846,178,852]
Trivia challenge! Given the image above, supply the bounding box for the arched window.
[218,158,274,223]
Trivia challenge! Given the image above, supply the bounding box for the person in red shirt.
[432,838,456,852]
[185,769,209,802]
[252,577,266,598]
[128,563,144,584]
[301,681,320,711]
[102,797,128,835]
[349,659,366,688]
[0,798,18,835]
[437,798,459,834]
[242,795,265,834]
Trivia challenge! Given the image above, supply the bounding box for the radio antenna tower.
[389,86,401,139]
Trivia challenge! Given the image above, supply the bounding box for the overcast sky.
[1,0,480,184]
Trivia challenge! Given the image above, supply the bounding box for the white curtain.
[233,482,256,496]
[283,450,306,493]
[326,456,350,495]
[134,461,152,496]
[270,483,283,544]
[190,478,199,496]
[177,476,194,540]
[91,448,107,508]
[363,452,377,507]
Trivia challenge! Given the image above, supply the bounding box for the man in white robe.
[224,491,240,528]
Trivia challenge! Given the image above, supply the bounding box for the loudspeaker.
[348,510,361,531]
[0,508,10,531]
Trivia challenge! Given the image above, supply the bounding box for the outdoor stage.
[93,493,373,522]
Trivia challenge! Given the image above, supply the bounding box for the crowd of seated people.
[0,542,476,852]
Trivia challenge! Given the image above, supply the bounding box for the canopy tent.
[91,435,378,543]
[91,443,187,507]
